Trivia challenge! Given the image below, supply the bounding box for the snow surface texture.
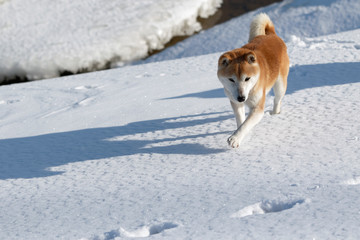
[141,0,360,64]
[0,0,221,82]
[0,26,360,239]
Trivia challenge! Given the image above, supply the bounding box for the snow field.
[1,0,360,239]
[0,29,360,239]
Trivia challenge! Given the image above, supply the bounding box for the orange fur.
[218,34,289,109]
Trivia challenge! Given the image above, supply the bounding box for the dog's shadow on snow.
[166,62,360,99]
[1,62,359,179]
[0,112,230,179]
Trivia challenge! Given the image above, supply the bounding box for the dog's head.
[217,49,260,103]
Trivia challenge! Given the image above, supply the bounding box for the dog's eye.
[228,78,235,83]
[245,77,251,81]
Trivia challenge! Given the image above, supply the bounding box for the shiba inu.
[217,13,289,148]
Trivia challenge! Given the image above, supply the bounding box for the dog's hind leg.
[271,75,287,115]
[231,101,246,128]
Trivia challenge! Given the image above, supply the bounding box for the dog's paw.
[270,106,281,115]
[270,110,281,115]
[227,135,240,148]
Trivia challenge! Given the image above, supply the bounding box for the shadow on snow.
[164,62,360,99]
[1,62,359,179]
[0,112,230,179]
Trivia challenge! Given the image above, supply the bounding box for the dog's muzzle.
[237,96,246,102]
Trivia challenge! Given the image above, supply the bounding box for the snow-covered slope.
[0,0,221,82]
[0,27,360,239]
[142,0,360,64]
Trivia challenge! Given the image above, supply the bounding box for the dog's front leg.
[228,106,264,148]
[230,101,246,128]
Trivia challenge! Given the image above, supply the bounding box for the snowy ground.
[1,28,360,239]
[0,0,221,82]
[141,0,360,64]
[1,0,360,240]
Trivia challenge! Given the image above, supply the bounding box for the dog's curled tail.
[248,13,275,42]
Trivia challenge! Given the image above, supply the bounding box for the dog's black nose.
[237,96,246,102]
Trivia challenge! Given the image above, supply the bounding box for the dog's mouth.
[223,88,247,103]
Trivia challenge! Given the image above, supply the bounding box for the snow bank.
[142,0,360,63]
[0,0,221,82]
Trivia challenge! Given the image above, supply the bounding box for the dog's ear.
[219,56,231,67]
[247,53,256,64]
